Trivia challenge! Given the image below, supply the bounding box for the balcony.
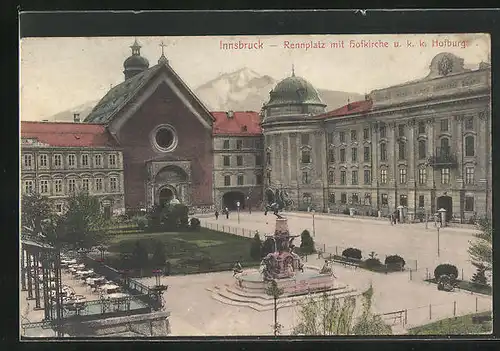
[427,147,458,169]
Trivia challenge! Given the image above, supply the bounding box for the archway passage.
[159,188,174,207]
[222,191,246,210]
[437,195,452,222]
[265,189,275,205]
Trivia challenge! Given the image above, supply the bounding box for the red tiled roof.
[211,111,262,136]
[20,121,117,148]
[315,99,373,119]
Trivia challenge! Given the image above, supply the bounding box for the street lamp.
[437,224,441,257]
[236,201,241,224]
[311,210,316,237]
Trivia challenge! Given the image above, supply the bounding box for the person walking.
[225,207,229,219]
[215,210,219,220]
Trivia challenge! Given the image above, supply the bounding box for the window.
[95,154,102,167]
[418,121,426,134]
[418,195,425,208]
[23,154,32,168]
[236,140,243,150]
[379,124,386,138]
[351,148,358,162]
[465,117,474,130]
[418,140,426,159]
[255,139,263,149]
[380,169,387,184]
[339,131,346,143]
[82,178,90,192]
[363,128,369,140]
[266,151,271,165]
[363,146,370,162]
[340,170,346,185]
[399,168,407,184]
[224,175,231,186]
[351,130,357,142]
[398,124,405,136]
[266,171,271,183]
[364,170,371,184]
[54,154,62,168]
[328,148,335,163]
[302,193,313,204]
[39,154,48,167]
[364,193,372,205]
[223,156,230,166]
[465,167,474,184]
[55,204,63,213]
[351,170,358,185]
[352,193,359,204]
[95,178,103,192]
[465,136,475,157]
[81,154,89,167]
[329,193,335,204]
[440,137,450,151]
[341,193,347,204]
[68,179,76,193]
[328,132,334,144]
[380,143,387,161]
[223,140,230,149]
[39,180,49,194]
[68,154,76,167]
[301,134,310,145]
[419,168,427,185]
[328,171,334,184]
[236,156,243,166]
[54,179,62,193]
[110,177,118,192]
[441,168,450,184]
[302,171,310,184]
[256,174,263,185]
[237,175,244,185]
[109,154,117,167]
[465,196,474,212]
[301,150,311,164]
[255,155,262,166]
[381,193,388,205]
[398,141,406,160]
[400,194,408,206]
[340,148,346,162]
[440,119,449,132]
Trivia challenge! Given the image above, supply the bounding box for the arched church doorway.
[222,191,245,210]
[159,188,174,208]
[265,188,275,205]
[436,195,452,222]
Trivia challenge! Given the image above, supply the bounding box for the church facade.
[20,41,491,222]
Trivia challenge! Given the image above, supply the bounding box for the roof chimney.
[226,110,234,119]
[73,113,80,123]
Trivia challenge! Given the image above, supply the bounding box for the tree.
[57,191,109,249]
[21,192,58,239]
[293,286,392,335]
[468,217,492,273]
[300,230,315,254]
[151,241,167,269]
[265,280,284,336]
[250,233,262,260]
[132,240,149,270]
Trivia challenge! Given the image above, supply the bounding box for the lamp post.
[236,201,241,224]
[437,224,440,257]
[311,210,316,237]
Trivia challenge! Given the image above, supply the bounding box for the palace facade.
[20,41,491,222]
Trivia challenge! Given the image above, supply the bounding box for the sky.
[20,33,490,121]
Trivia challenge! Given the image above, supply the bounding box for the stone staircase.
[207,283,359,312]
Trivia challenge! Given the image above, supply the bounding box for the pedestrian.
[225,207,229,219]
[215,210,219,220]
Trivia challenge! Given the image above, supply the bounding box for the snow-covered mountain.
[47,68,363,122]
[194,67,363,112]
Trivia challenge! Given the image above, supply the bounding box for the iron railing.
[428,147,458,168]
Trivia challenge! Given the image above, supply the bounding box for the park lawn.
[105,228,260,275]
[408,311,492,335]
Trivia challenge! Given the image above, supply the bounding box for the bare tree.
[265,280,284,336]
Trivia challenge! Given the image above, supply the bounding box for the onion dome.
[123,39,150,80]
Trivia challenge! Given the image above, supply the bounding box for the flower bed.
[330,255,404,273]
[425,278,492,295]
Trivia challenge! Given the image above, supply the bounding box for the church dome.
[265,74,324,108]
[123,39,150,80]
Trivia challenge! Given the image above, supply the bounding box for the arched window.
[301,150,311,164]
[465,135,475,157]
[440,138,450,156]
[398,141,406,160]
[418,140,427,160]
[380,143,387,161]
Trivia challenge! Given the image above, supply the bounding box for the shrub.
[342,208,350,215]
[342,248,362,260]
[189,217,201,231]
[363,258,382,270]
[385,255,406,269]
[250,233,262,260]
[151,241,167,269]
[471,263,488,286]
[133,215,148,231]
[434,264,459,280]
[300,230,315,254]
[131,241,149,269]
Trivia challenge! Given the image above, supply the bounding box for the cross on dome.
[158,40,169,64]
